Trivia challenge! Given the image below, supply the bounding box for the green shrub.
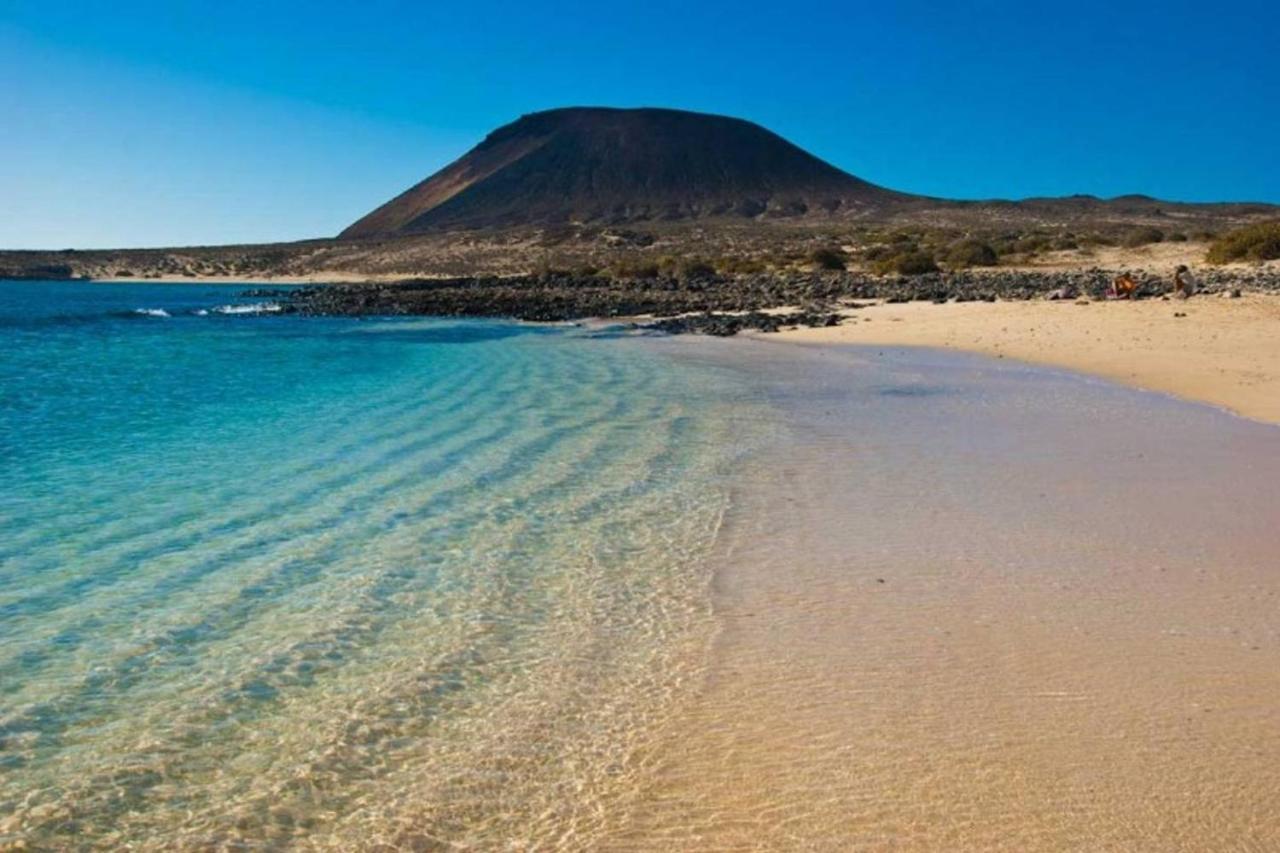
[1166,232,1188,242]
[861,243,907,263]
[1205,221,1280,264]
[1123,227,1165,248]
[874,251,938,276]
[656,255,681,274]
[946,239,998,268]
[716,256,767,275]
[1013,236,1052,253]
[610,259,660,279]
[810,247,848,271]
[679,259,716,279]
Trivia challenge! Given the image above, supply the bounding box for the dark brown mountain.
[340,107,913,237]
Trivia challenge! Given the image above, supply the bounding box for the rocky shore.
[278,266,1280,335]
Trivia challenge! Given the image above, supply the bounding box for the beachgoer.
[1110,273,1138,299]
[1173,265,1197,299]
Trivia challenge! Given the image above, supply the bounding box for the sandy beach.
[8,3,1278,847]
[773,292,1280,425]
[3,279,1278,849]
[613,339,1280,850]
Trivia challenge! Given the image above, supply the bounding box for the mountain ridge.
[340,107,913,237]
[341,106,1280,240]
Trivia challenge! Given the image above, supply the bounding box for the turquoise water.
[0,281,764,848]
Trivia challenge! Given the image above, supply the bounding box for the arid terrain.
[1,214,1274,284]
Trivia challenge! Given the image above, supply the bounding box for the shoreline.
[10,275,1278,425]
[617,337,1280,848]
[769,294,1280,425]
[241,266,1280,428]
[5,280,1279,846]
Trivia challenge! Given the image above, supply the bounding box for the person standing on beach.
[1174,265,1197,299]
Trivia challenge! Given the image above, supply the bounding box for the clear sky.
[3,0,1277,248]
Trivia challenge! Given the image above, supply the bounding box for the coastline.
[769,293,1280,425]
[89,273,385,285]
[614,337,1280,848]
[5,282,1280,846]
[12,273,1278,424]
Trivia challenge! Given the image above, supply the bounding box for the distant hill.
[340,107,913,236]
[342,106,1280,239]
[4,105,1275,281]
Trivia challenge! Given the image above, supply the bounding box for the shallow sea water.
[4,282,1279,850]
[0,282,770,849]
[615,339,1280,851]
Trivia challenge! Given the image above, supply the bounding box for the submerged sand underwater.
[612,340,1280,850]
[0,283,765,849]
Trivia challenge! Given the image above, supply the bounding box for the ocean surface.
[0,281,768,848]
[6,281,1279,850]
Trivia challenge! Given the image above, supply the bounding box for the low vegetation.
[608,258,660,279]
[678,259,717,279]
[946,239,998,268]
[715,256,768,275]
[1122,226,1165,248]
[873,251,939,276]
[810,247,848,271]
[10,212,1269,284]
[1205,221,1280,264]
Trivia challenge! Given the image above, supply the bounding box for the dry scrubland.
[2,216,1278,283]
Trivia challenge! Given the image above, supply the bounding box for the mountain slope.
[341,107,910,236]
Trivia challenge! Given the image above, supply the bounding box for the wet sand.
[774,293,1280,425]
[613,341,1280,850]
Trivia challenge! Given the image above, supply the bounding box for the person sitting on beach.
[1173,265,1197,299]
[1110,273,1138,299]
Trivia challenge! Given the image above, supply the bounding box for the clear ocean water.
[0,281,765,848]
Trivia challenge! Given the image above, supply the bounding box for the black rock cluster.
[638,310,843,336]
[277,267,1280,335]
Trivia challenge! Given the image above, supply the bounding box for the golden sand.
[608,340,1280,850]
[773,292,1280,425]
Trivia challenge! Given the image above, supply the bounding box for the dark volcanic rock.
[639,310,843,336]
[239,288,296,298]
[280,267,1280,335]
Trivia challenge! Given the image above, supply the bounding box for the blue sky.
[3,0,1277,248]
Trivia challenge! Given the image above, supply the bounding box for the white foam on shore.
[212,302,281,315]
[132,308,170,318]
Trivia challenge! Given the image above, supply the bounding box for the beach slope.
[775,293,1280,424]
